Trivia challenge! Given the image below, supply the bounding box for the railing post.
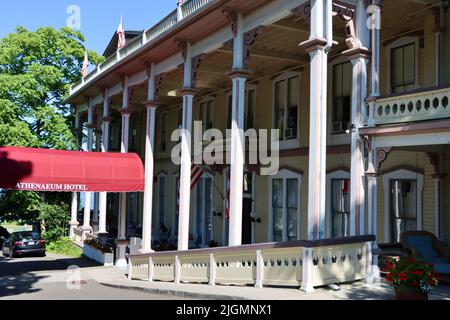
[127,259,133,280]
[300,248,315,293]
[255,250,263,288]
[175,255,181,284]
[209,253,216,286]
[364,241,374,284]
[148,257,154,282]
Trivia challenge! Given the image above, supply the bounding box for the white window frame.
[385,36,420,94]
[272,71,301,150]
[159,111,169,155]
[172,173,179,235]
[194,171,214,247]
[268,169,302,242]
[326,169,350,239]
[226,84,258,132]
[198,96,215,132]
[328,56,352,146]
[382,168,424,243]
[157,172,168,228]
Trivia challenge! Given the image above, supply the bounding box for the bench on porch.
[127,235,375,292]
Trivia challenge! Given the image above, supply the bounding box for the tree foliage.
[0,27,103,225]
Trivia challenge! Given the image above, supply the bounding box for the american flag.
[117,16,126,49]
[81,51,89,78]
[176,164,205,214]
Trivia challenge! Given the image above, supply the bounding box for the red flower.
[398,273,407,281]
[410,270,424,275]
[386,261,395,269]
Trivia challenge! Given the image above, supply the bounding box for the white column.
[178,89,195,251]
[178,42,197,251]
[82,101,95,233]
[141,64,158,254]
[99,92,110,235]
[300,0,332,240]
[177,0,183,21]
[93,130,101,227]
[69,192,78,238]
[434,175,443,239]
[368,1,381,126]
[69,109,81,237]
[367,145,379,282]
[228,72,248,246]
[116,77,131,268]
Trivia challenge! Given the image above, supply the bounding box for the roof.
[102,30,144,58]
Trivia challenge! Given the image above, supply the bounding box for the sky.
[0,0,177,55]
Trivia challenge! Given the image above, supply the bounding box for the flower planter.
[83,244,114,267]
[395,289,428,300]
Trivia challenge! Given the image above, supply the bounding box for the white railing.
[374,86,450,125]
[73,227,83,247]
[182,0,211,18]
[128,236,373,291]
[69,0,214,96]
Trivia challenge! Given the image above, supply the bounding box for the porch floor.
[97,277,450,300]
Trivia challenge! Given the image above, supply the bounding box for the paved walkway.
[98,277,450,300]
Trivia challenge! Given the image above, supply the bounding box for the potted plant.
[83,238,114,266]
[383,256,441,300]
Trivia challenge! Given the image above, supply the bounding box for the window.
[173,175,179,235]
[332,62,351,134]
[382,168,423,243]
[245,88,256,131]
[273,73,300,148]
[391,42,416,93]
[196,176,213,246]
[331,179,350,238]
[159,113,168,153]
[129,113,140,153]
[269,169,301,242]
[109,114,121,151]
[158,174,167,227]
[390,180,417,243]
[199,99,213,132]
[226,87,257,131]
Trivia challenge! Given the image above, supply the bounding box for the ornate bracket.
[221,7,238,37]
[191,54,206,88]
[375,147,392,172]
[427,153,440,175]
[243,26,265,68]
[154,73,166,98]
[175,39,188,61]
[292,0,355,23]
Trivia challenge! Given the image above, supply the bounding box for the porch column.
[366,146,379,282]
[228,13,249,246]
[116,76,131,268]
[178,42,198,251]
[300,0,333,240]
[345,0,370,236]
[82,99,95,234]
[433,174,445,239]
[99,91,110,236]
[141,63,159,253]
[69,110,81,237]
[367,0,381,126]
[92,129,101,228]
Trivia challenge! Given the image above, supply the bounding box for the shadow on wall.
[0,150,33,189]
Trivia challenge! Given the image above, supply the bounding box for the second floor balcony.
[373,85,450,126]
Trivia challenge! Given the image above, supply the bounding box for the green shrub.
[47,237,82,257]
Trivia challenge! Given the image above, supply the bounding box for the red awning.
[0,147,145,192]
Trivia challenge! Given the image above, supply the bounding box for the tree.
[0,27,103,224]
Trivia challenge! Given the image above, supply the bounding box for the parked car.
[0,226,10,250]
[2,231,46,258]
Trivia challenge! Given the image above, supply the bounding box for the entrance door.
[242,172,253,245]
